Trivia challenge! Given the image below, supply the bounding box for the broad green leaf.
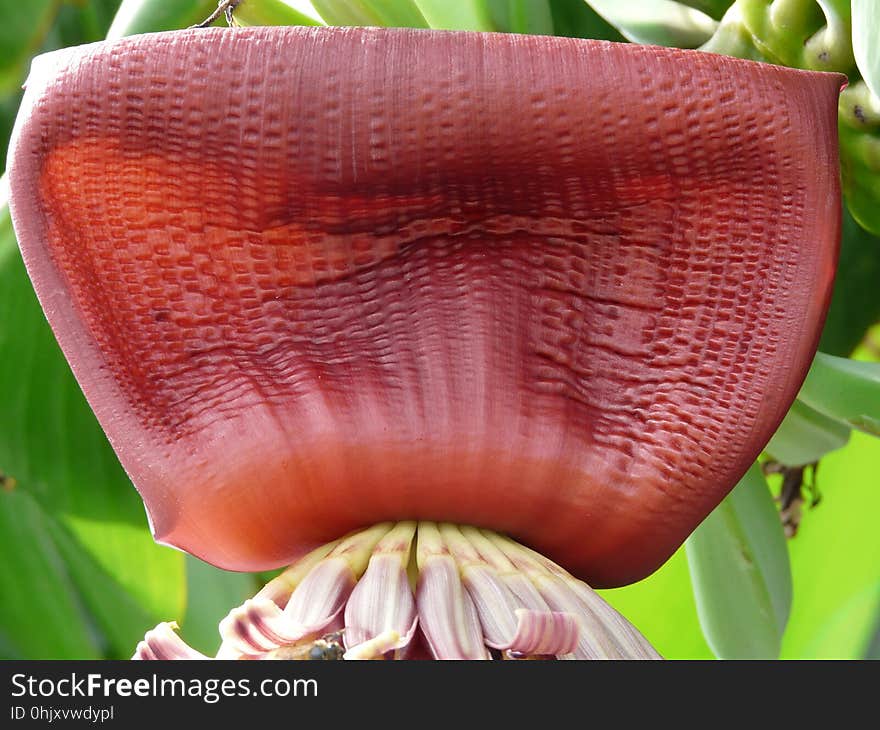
[685,464,792,658]
[46,0,123,48]
[181,556,257,655]
[312,0,427,27]
[0,94,20,172]
[43,512,175,658]
[412,0,494,31]
[107,0,220,38]
[548,0,625,40]
[0,489,102,659]
[0,473,176,659]
[0,0,121,170]
[852,0,880,100]
[0,0,58,94]
[0,206,185,654]
[765,399,850,467]
[798,353,880,436]
[486,0,554,35]
[585,0,717,47]
[233,0,324,26]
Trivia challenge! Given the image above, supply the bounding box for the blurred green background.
[0,0,878,660]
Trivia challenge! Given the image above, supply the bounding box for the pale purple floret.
[133,522,661,661]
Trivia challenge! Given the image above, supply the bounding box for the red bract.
[7,27,843,587]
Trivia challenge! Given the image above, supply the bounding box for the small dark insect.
[264,631,345,661]
[307,631,345,661]
[762,460,821,538]
[0,472,16,492]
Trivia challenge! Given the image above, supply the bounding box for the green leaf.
[180,556,256,655]
[47,0,124,47]
[412,0,494,31]
[233,0,324,26]
[852,0,880,100]
[0,489,102,659]
[765,399,850,467]
[106,0,221,38]
[486,0,554,35]
[819,203,880,356]
[585,0,717,47]
[548,0,625,40]
[798,353,880,436]
[685,464,792,658]
[42,513,175,658]
[0,92,21,172]
[312,0,427,27]
[0,0,59,94]
[0,0,121,170]
[0,205,185,657]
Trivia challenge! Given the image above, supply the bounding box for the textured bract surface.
[8,27,842,586]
